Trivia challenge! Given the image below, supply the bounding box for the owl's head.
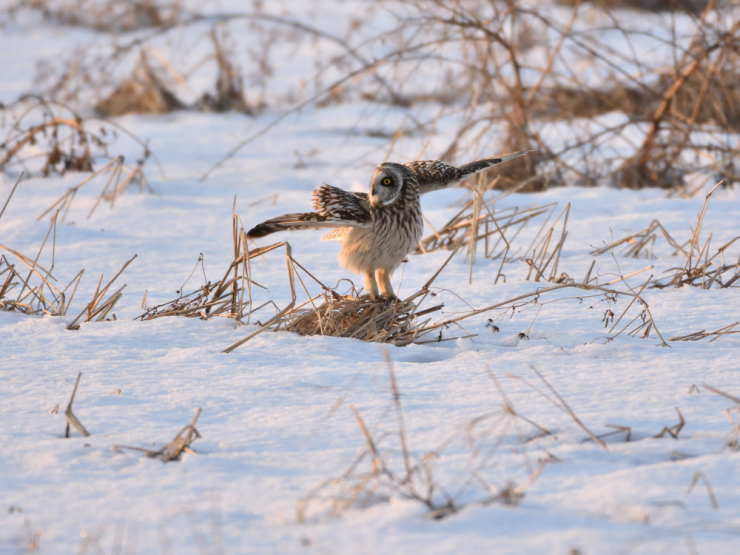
[369,162,410,207]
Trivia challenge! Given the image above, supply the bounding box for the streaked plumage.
[247,151,530,299]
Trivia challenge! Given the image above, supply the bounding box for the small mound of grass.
[277,292,443,345]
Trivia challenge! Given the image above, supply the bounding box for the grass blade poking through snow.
[113,408,202,462]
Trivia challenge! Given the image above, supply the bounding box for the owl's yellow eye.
[382,178,392,185]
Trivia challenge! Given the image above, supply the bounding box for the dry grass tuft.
[653,408,685,439]
[0,96,155,178]
[114,408,203,462]
[1,181,135,323]
[415,183,571,284]
[138,208,259,323]
[194,0,739,192]
[652,182,740,289]
[669,321,740,342]
[14,0,184,32]
[66,255,136,330]
[19,519,42,552]
[131,200,670,350]
[12,0,740,192]
[0,242,132,324]
[0,206,84,317]
[199,29,252,114]
[593,182,740,289]
[95,32,251,117]
[225,253,669,350]
[223,245,458,352]
[278,293,443,345]
[94,50,185,117]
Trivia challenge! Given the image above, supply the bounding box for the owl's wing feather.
[407,150,531,195]
[312,184,371,223]
[246,184,371,239]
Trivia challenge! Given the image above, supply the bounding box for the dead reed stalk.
[702,384,740,451]
[669,321,740,342]
[64,372,90,438]
[67,255,136,330]
[113,408,202,462]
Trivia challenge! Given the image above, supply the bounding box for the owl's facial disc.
[370,166,402,207]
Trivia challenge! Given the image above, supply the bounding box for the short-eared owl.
[247,151,529,299]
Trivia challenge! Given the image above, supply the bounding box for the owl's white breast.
[337,204,423,276]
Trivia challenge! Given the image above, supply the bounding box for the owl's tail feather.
[459,150,533,178]
[246,212,341,239]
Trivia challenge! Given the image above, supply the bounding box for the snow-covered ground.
[2,2,740,554]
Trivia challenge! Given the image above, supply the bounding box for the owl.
[246,151,529,299]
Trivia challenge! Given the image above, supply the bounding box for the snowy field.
[2,2,740,554]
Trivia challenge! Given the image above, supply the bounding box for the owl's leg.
[364,271,379,299]
[377,268,395,299]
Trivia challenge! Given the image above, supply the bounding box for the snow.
[2,2,740,554]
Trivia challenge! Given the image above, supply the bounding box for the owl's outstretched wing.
[246,184,371,239]
[406,150,531,195]
[312,185,370,241]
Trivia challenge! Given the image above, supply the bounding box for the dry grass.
[11,0,184,32]
[414,182,572,284]
[9,0,740,192]
[198,29,252,114]
[0,242,133,325]
[19,520,41,552]
[113,408,203,462]
[0,96,155,178]
[64,372,90,438]
[592,220,688,259]
[138,207,260,323]
[66,255,137,331]
[0,180,135,322]
[296,359,560,521]
[205,0,740,192]
[138,202,669,351]
[590,182,740,289]
[653,408,686,439]
[222,245,459,352]
[652,182,740,289]
[0,208,83,316]
[95,33,251,117]
[278,294,444,344]
[195,0,740,191]
[669,321,740,342]
[94,50,185,117]
[38,156,153,224]
[223,246,669,350]
[702,384,740,451]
